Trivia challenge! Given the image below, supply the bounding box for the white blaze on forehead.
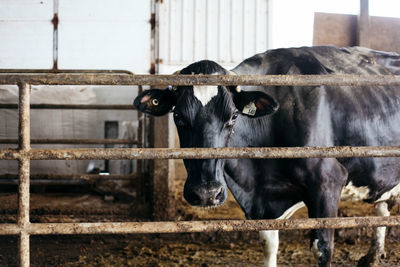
[193,85,219,106]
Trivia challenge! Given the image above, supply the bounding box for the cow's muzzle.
[184,181,226,207]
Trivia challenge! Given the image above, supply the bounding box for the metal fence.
[1,73,400,267]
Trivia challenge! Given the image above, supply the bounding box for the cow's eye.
[227,111,239,127]
[173,112,185,127]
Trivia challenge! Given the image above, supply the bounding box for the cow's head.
[134,60,279,207]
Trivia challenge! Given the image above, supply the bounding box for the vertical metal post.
[358,0,370,47]
[136,85,146,202]
[151,114,176,220]
[18,83,31,267]
[150,1,176,220]
[104,121,119,173]
[52,0,59,70]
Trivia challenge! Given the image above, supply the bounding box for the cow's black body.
[134,46,400,267]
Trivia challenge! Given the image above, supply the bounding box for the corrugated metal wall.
[0,0,54,69]
[0,0,151,175]
[157,0,270,73]
[0,0,151,73]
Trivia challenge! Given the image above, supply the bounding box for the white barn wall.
[0,0,54,69]
[58,0,150,73]
[0,0,151,174]
[157,0,270,74]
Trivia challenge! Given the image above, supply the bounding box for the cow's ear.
[133,88,176,116]
[233,91,279,117]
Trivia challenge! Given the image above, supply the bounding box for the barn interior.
[0,0,400,266]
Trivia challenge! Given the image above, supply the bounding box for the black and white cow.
[134,46,400,267]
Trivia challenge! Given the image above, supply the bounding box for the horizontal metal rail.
[0,104,135,110]
[1,216,400,235]
[2,75,400,267]
[0,173,138,180]
[1,146,400,160]
[0,138,138,145]
[0,69,134,75]
[1,74,400,86]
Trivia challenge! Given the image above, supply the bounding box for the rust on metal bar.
[2,146,400,160]
[0,138,138,145]
[1,74,400,86]
[358,0,370,47]
[0,104,135,110]
[18,83,31,151]
[17,83,31,227]
[0,216,399,235]
[17,159,31,224]
[19,231,29,267]
[17,83,31,267]
[0,69,134,74]
[0,173,139,180]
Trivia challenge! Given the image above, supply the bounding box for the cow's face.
[134,60,278,207]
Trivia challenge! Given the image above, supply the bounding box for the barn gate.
[0,73,400,266]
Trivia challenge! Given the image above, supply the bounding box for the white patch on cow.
[193,85,219,106]
[258,202,305,267]
[277,201,306,219]
[311,239,322,260]
[376,201,390,217]
[259,230,279,267]
[340,181,370,201]
[376,202,390,245]
[376,182,400,202]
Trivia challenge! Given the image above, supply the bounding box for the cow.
[134,46,400,267]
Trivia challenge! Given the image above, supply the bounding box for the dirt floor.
[0,159,399,266]
[0,231,399,266]
[0,191,399,266]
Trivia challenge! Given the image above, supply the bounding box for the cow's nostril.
[215,187,223,200]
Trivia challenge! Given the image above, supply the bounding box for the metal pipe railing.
[1,75,400,267]
[0,69,134,75]
[1,74,400,86]
[0,173,138,180]
[17,83,30,267]
[0,139,138,145]
[1,146,400,160]
[0,216,400,235]
[0,104,135,109]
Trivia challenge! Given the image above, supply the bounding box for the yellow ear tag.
[242,101,257,116]
[152,99,159,106]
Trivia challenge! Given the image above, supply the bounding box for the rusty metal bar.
[136,85,145,202]
[0,216,399,235]
[1,74,400,86]
[19,231,29,267]
[17,83,31,267]
[18,83,31,152]
[0,138,138,145]
[52,0,59,71]
[0,69,134,75]
[0,173,139,180]
[0,104,135,110]
[358,0,370,47]
[2,146,400,160]
[17,159,30,222]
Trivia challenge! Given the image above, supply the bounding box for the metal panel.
[0,0,53,69]
[1,74,400,266]
[58,0,151,73]
[157,0,270,74]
